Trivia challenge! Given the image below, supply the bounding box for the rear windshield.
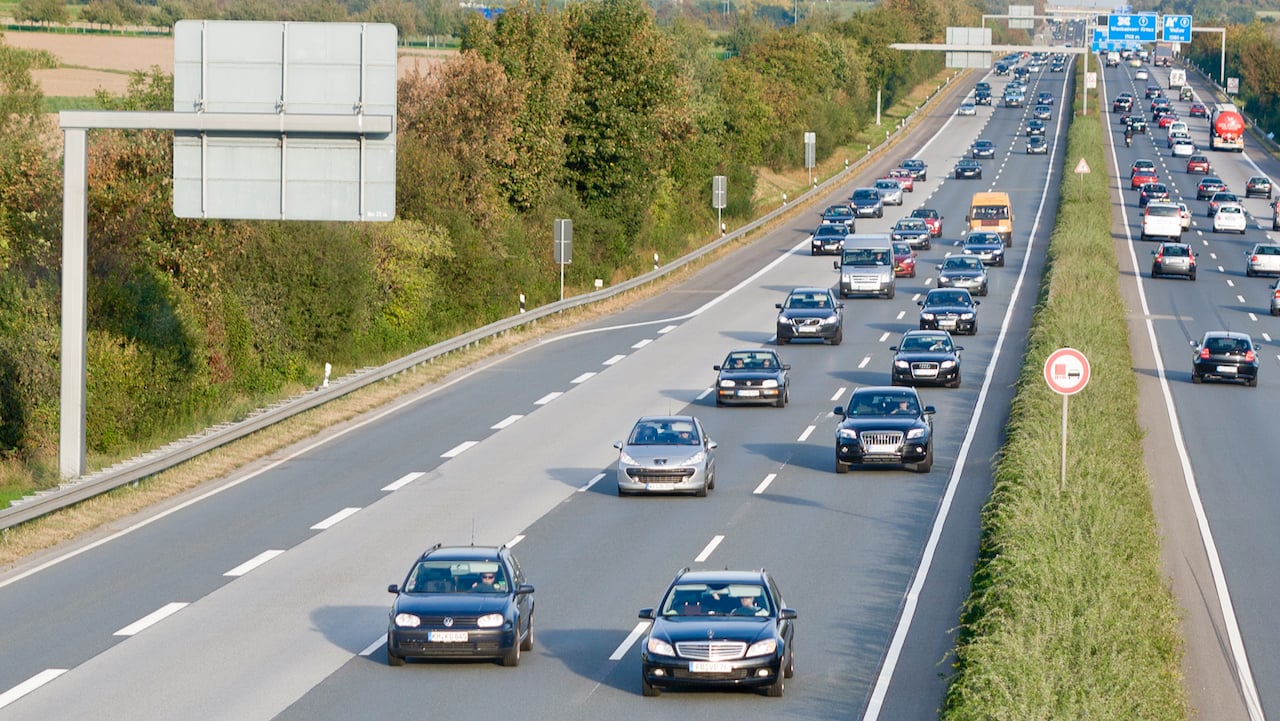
[1147,206,1178,218]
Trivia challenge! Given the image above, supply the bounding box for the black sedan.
[1138,182,1170,207]
[900,158,928,180]
[1025,119,1047,136]
[891,217,932,250]
[775,287,843,345]
[962,231,1006,266]
[820,204,857,228]
[1191,331,1259,386]
[1196,176,1228,200]
[713,349,790,407]
[386,544,536,667]
[891,329,963,387]
[639,569,797,697]
[808,223,847,255]
[970,139,996,159]
[833,386,935,473]
[954,159,983,179]
[918,288,979,335]
[1026,135,1048,155]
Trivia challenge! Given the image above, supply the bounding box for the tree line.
[0,0,995,486]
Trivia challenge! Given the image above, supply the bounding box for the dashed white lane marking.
[491,415,523,430]
[571,372,596,384]
[797,425,816,442]
[694,535,725,563]
[753,473,778,495]
[114,602,188,636]
[441,441,479,457]
[224,550,285,577]
[311,507,362,530]
[0,669,67,710]
[534,392,562,405]
[609,622,651,661]
[603,355,626,366]
[382,472,425,491]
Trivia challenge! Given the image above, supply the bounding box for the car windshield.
[972,204,1008,220]
[853,190,878,201]
[785,292,831,310]
[900,334,952,352]
[896,220,926,231]
[629,418,701,446]
[927,290,971,306]
[404,561,507,594]
[944,257,982,270]
[842,248,890,266]
[661,583,772,617]
[893,242,912,255]
[911,209,937,219]
[967,233,1001,245]
[875,180,897,190]
[815,225,845,238]
[845,391,920,416]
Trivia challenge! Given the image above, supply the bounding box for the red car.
[1131,167,1159,189]
[892,240,917,278]
[1157,113,1178,129]
[910,207,943,237]
[1186,155,1211,174]
[886,168,915,192]
[1189,103,1207,118]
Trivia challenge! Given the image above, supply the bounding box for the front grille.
[861,431,904,451]
[791,318,823,327]
[676,640,748,661]
[628,467,695,482]
[417,615,481,627]
[911,362,939,376]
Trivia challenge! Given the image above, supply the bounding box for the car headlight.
[682,451,707,465]
[619,450,639,465]
[394,613,421,628]
[760,379,779,388]
[921,312,935,320]
[745,639,778,657]
[719,379,736,388]
[476,613,504,629]
[894,360,910,369]
[821,315,839,325]
[940,360,956,369]
[907,428,926,440]
[961,312,975,320]
[837,428,858,440]
[938,276,952,285]
[646,637,675,656]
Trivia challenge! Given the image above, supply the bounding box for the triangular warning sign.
[1074,158,1091,174]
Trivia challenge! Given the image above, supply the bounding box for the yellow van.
[967,191,1014,246]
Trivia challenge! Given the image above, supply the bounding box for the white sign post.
[1044,347,1091,491]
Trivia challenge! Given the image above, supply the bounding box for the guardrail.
[0,71,962,531]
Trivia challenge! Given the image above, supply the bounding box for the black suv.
[386,544,535,667]
[639,568,797,697]
[833,386,935,473]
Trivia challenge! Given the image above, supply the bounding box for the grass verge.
[940,65,1190,719]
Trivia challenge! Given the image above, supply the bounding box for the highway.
[1103,59,1275,721]
[0,60,1075,719]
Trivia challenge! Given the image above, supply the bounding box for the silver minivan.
[835,235,896,299]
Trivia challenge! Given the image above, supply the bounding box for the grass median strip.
[941,70,1190,719]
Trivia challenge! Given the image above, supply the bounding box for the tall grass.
[941,66,1190,720]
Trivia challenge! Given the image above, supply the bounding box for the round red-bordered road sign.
[1043,347,1091,395]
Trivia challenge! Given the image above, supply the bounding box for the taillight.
[1245,350,1257,362]
[1199,347,1210,359]
[1155,253,1164,262]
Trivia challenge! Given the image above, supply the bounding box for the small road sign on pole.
[1044,347,1091,492]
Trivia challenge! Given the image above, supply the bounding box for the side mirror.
[516,584,536,596]
[713,365,722,371]
[638,608,656,620]
[974,300,981,306]
[889,346,899,352]
[1188,340,1199,348]
[833,406,846,416]
[775,303,783,309]
[388,584,401,594]
[923,405,937,415]
[782,364,792,371]
[778,608,798,620]
[917,300,925,306]
[613,441,623,450]
[955,346,965,352]
[833,260,840,271]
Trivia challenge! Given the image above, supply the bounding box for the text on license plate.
[1216,365,1238,373]
[737,390,760,397]
[428,631,469,643]
[798,326,817,333]
[689,661,734,673]
[645,483,676,491]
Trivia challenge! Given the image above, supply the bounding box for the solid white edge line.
[753,473,777,495]
[114,602,189,637]
[864,63,1070,720]
[491,414,524,430]
[223,549,286,577]
[578,473,606,493]
[382,471,425,491]
[1107,70,1267,721]
[797,425,815,442]
[609,621,651,661]
[441,441,479,458]
[0,669,68,710]
[310,507,362,530]
[693,535,724,563]
[506,534,525,547]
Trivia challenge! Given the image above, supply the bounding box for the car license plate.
[689,662,733,673]
[1216,365,1238,374]
[428,631,468,643]
[939,320,956,328]
[915,369,938,378]
[798,326,817,333]
[738,390,760,397]
[645,483,676,491]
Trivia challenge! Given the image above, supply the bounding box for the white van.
[1141,202,1183,241]
[834,235,896,299]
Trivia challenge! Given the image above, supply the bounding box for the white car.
[1177,202,1192,230]
[1171,139,1196,157]
[1141,202,1183,241]
[1135,68,1150,80]
[1213,203,1248,234]
[873,178,905,206]
[957,102,977,116]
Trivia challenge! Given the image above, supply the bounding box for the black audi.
[918,288,980,335]
[386,544,535,667]
[891,330,963,387]
[638,568,797,697]
[775,287,843,345]
[833,386,935,473]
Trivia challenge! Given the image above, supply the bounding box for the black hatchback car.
[833,386,935,473]
[918,288,980,335]
[891,329,963,387]
[713,349,790,407]
[638,568,797,697]
[386,544,535,667]
[775,287,843,345]
[1191,331,1259,386]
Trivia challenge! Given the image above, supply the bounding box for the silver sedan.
[614,416,717,497]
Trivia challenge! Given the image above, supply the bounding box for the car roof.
[911,208,939,217]
[1203,330,1251,342]
[787,286,832,295]
[420,545,508,562]
[673,569,770,585]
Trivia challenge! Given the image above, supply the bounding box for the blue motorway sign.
[1162,14,1192,43]
[1108,13,1158,43]
[1091,27,1136,53]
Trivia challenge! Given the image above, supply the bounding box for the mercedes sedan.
[614,416,717,496]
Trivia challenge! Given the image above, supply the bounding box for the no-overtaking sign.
[1044,347,1091,395]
